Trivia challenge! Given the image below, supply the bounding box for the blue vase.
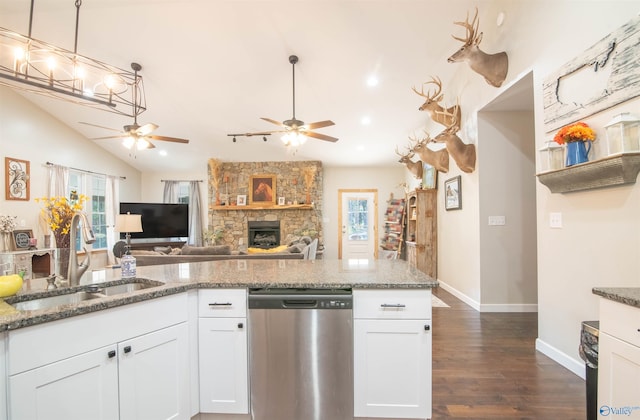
[566,141,591,167]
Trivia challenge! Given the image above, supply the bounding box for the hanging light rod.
[0,0,145,117]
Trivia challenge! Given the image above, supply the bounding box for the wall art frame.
[5,157,30,201]
[444,175,462,211]
[12,229,34,250]
[422,163,438,189]
[249,174,276,205]
[236,195,247,206]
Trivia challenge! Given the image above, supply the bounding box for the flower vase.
[54,248,71,281]
[1,233,11,252]
[566,141,591,167]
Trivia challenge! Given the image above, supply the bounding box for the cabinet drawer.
[198,289,247,317]
[354,289,431,320]
[600,298,640,347]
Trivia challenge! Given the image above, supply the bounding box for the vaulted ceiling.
[0,0,512,172]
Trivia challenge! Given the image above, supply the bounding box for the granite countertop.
[0,258,437,332]
[592,287,640,309]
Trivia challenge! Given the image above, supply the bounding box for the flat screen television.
[119,202,189,240]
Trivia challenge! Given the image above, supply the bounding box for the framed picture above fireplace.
[249,174,276,205]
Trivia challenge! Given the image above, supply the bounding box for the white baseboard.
[480,303,538,312]
[437,280,538,312]
[536,338,585,379]
[437,280,480,311]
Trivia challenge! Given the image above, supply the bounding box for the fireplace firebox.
[248,221,280,249]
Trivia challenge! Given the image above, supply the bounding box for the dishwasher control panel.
[248,288,353,310]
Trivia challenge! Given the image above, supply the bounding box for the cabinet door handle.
[108,350,116,358]
[424,325,430,331]
[124,346,132,354]
[209,302,232,306]
[238,322,244,329]
[380,303,406,308]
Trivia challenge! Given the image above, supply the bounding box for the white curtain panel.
[162,181,179,204]
[105,175,120,265]
[188,181,203,246]
[47,164,69,198]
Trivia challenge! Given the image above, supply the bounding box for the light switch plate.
[550,212,562,228]
[488,216,506,226]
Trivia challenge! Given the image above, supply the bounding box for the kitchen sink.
[9,280,164,312]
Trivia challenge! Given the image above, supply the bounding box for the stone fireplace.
[248,221,280,249]
[207,160,323,250]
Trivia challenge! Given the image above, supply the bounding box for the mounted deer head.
[448,7,509,88]
[409,133,449,173]
[434,107,476,173]
[412,76,461,127]
[395,146,424,179]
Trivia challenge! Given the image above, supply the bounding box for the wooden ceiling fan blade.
[90,135,126,140]
[261,117,286,127]
[303,130,339,142]
[79,122,122,133]
[147,135,190,144]
[136,123,159,136]
[305,120,335,130]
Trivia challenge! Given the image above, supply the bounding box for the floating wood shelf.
[210,204,314,211]
[537,153,640,193]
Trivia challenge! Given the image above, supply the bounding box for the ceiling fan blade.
[260,117,286,128]
[90,135,126,140]
[79,122,122,133]
[305,120,335,130]
[136,123,159,136]
[303,130,339,143]
[147,135,190,144]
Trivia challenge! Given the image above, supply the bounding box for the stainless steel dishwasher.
[248,287,353,420]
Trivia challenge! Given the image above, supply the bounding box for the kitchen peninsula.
[0,259,437,420]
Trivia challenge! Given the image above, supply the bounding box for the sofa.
[130,238,318,267]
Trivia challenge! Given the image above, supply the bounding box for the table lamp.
[115,212,143,251]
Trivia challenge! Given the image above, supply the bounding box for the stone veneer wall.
[208,161,323,249]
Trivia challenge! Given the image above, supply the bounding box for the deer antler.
[411,76,443,102]
[395,145,415,160]
[452,7,482,46]
[436,104,461,134]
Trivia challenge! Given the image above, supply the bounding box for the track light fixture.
[227,133,271,142]
[0,0,145,117]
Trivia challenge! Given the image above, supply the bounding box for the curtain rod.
[161,179,204,182]
[46,161,126,180]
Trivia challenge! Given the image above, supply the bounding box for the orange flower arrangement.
[553,122,596,145]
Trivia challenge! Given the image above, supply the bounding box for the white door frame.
[338,189,378,259]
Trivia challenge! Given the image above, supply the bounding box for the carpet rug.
[432,295,450,308]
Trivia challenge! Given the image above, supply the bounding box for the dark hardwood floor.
[432,288,586,419]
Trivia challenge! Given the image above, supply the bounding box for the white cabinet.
[198,289,249,414]
[353,289,432,419]
[119,323,189,420]
[7,294,190,420]
[9,345,120,420]
[598,298,640,416]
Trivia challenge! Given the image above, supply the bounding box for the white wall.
[478,110,537,309]
[322,165,406,259]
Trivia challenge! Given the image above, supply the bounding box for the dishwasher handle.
[282,299,318,309]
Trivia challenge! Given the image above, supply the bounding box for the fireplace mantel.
[210,204,314,211]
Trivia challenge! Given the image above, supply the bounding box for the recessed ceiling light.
[158,150,168,156]
[361,116,372,125]
[366,76,379,87]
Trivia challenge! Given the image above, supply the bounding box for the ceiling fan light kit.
[80,63,189,151]
[0,0,145,117]
[228,54,338,148]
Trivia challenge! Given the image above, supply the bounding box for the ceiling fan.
[229,55,338,146]
[80,63,189,150]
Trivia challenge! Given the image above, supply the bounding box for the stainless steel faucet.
[67,212,96,286]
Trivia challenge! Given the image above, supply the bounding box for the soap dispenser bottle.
[121,247,137,279]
